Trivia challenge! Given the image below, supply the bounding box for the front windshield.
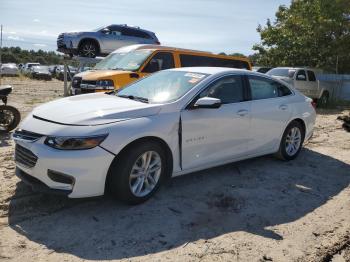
[117,70,209,104]
[267,68,296,78]
[94,49,153,71]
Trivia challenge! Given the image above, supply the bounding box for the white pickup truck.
[267,67,332,105]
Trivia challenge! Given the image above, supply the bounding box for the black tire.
[78,40,98,58]
[0,105,21,133]
[275,120,305,161]
[107,141,167,204]
[318,91,329,108]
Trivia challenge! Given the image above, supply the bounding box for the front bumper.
[14,138,115,198]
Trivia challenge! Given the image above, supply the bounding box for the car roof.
[112,44,211,54]
[108,24,155,35]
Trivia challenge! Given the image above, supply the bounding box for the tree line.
[0,47,64,65]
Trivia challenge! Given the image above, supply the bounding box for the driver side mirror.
[101,28,110,34]
[193,97,221,109]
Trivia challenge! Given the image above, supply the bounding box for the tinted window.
[248,76,292,100]
[307,70,316,81]
[107,26,122,36]
[200,75,244,104]
[296,70,307,81]
[180,54,250,70]
[142,52,175,73]
[122,28,151,39]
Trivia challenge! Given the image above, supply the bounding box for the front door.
[181,75,251,170]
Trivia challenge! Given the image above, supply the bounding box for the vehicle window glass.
[108,26,122,36]
[248,76,280,100]
[296,70,307,81]
[142,52,175,73]
[117,70,209,103]
[307,70,316,81]
[94,49,153,71]
[122,28,150,39]
[267,68,296,78]
[277,82,292,96]
[200,75,244,104]
[179,54,250,70]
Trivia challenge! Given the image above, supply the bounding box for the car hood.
[32,93,162,126]
[74,70,132,80]
[270,75,294,85]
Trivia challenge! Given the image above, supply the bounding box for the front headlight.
[44,134,108,150]
[96,79,115,90]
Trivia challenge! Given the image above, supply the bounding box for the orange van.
[71,44,251,95]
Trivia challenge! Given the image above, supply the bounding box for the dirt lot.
[0,77,350,262]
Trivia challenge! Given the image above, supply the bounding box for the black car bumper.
[16,167,72,196]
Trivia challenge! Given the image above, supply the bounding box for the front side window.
[199,75,244,104]
[94,49,153,71]
[248,76,292,100]
[296,70,307,81]
[267,68,296,78]
[142,52,175,73]
[117,70,209,103]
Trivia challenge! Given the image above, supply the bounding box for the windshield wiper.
[117,94,149,103]
[112,67,126,71]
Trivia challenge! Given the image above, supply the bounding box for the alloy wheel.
[129,151,162,197]
[285,127,301,156]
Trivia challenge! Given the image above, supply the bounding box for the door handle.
[237,109,248,117]
[279,104,288,110]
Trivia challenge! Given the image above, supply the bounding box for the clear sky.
[0,0,291,55]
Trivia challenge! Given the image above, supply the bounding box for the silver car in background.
[57,24,160,58]
[0,63,19,76]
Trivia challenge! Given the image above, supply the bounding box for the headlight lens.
[45,134,108,150]
[96,79,115,90]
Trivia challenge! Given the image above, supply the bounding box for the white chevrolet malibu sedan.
[13,67,316,204]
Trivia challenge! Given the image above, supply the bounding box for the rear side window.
[142,52,175,73]
[307,70,316,81]
[122,28,151,39]
[248,76,292,100]
[200,75,244,104]
[179,54,250,70]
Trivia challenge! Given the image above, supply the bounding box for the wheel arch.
[287,118,306,136]
[105,136,174,191]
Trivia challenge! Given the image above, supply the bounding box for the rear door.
[181,74,251,170]
[247,75,293,154]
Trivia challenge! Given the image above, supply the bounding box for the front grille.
[57,34,65,48]
[15,144,38,168]
[81,80,97,86]
[13,129,43,142]
[72,77,82,88]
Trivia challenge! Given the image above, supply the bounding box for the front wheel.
[107,141,167,204]
[275,121,305,161]
[78,40,98,58]
[0,105,21,133]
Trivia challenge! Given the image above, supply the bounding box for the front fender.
[100,113,181,173]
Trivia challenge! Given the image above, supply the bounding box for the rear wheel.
[0,105,21,133]
[78,40,98,58]
[318,91,329,108]
[107,141,167,204]
[275,121,305,161]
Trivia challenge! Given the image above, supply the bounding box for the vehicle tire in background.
[107,141,167,204]
[78,40,98,58]
[275,120,305,161]
[317,91,329,108]
[0,105,21,133]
